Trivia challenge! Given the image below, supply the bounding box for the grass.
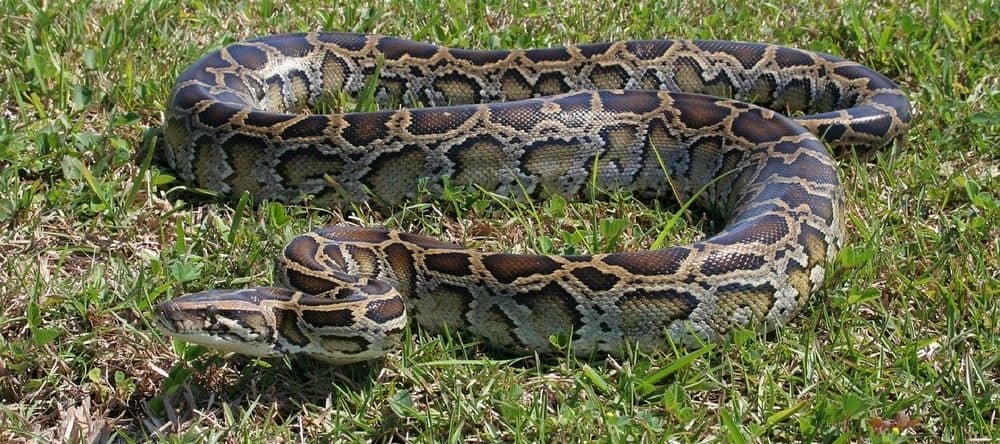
[0,0,997,441]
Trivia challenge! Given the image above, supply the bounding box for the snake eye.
[206,304,219,318]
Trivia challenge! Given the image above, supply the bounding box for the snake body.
[154,32,909,363]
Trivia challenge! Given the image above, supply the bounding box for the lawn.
[1,0,997,442]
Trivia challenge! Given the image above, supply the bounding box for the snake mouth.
[154,301,184,333]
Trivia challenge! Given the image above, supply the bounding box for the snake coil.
[155,33,909,363]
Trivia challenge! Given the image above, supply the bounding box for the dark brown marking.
[623,40,675,60]
[711,214,790,245]
[449,48,509,64]
[816,121,848,141]
[445,133,506,188]
[431,72,483,104]
[315,32,369,51]
[483,254,561,284]
[692,40,767,70]
[197,102,241,127]
[602,248,689,276]
[244,111,295,128]
[284,235,325,271]
[872,92,911,122]
[699,250,767,275]
[281,115,331,139]
[731,109,797,143]
[408,106,478,136]
[397,232,464,250]
[301,307,355,327]
[178,52,229,85]
[271,35,314,57]
[577,42,615,58]
[524,47,572,63]
[226,44,268,70]
[361,146,427,202]
[384,243,416,297]
[424,252,472,276]
[749,73,779,106]
[619,288,699,319]
[844,106,895,136]
[365,295,406,323]
[171,84,211,110]
[599,90,662,114]
[775,77,813,113]
[254,287,297,302]
[499,70,533,100]
[715,282,777,314]
[674,94,732,129]
[273,307,310,346]
[357,280,392,296]
[342,111,390,146]
[344,244,381,275]
[570,266,620,291]
[319,227,391,243]
[773,47,814,68]
[222,73,254,99]
[322,243,347,270]
[552,92,593,113]
[833,64,884,84]
[219,133,267,197]
[283,268,342,295]
[798,224,829,267]
[376,36,439,59]
[818,52,845,63]
[297,293,356,306]
[490,99,546,128]
[211,91,248,106]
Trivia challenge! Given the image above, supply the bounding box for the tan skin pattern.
[154,32,910,363]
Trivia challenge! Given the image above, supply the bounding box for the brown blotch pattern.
[301,308,355,328]
[273,308,310,346]
[570,266,620,291]
[365,296,406,323]
[424,252,472,277]
[383,243,416,297]
[602,248,689,276]
[283,236,324,271]
[483,254,562,284]
[284,268,343,295]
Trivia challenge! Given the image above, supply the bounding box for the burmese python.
[154,32,910,363]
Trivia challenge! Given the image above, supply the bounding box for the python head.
[155,283,406,364]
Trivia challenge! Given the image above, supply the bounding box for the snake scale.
[154,32,910,363]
